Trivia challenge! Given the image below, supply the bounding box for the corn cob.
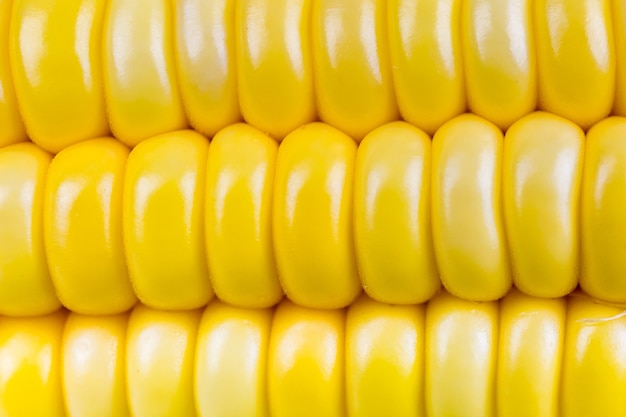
[1,0,622,150]
[2,293,626,417]
[1,0,626,415]
[1,113,624,311]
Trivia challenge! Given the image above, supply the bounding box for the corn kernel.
[313,0,398,140]
[0,311,66,417]
[44,138,136,314]
[205,124,282,308]
[387,0,465,135]
[432,114,511,301]
[268,301,345,417]
[273,123,361,309]
[62,313,129,417]
[103,0,187,145]
[496,290,565,417]
[173,0,241,137]
[354,121,439,304]
[462,0,537,129]
[425,292,499,417]
[503,111,583,298]
[9,0,109,153]
[0,0,26,148]
[123,130,213,310]
[346,295,425,417]
[581,117,626,302]
[0,143,59,316]
[236,0,316,139]
[535,0,615,129]
[126,305,200,417]
[194,301,272,417]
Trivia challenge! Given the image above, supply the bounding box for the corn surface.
[2,0,626,415]
[0,0,622,149]
[0,293,625,417]
[3,114,626,312]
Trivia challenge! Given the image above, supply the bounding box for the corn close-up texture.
[1,0,626,415]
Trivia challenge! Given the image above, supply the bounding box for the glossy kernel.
[581,117,626,302]
[313,0,398,140]
[496,290,566,417]
[462,0,536,129]
[126,305,201,417]
[273,123,361,309]
[346,295,425,417]
[425,292,498,417]
[0,143,60,317]
[9,0,109,153]
[0,312,67,417]
[432,114,511,301]
[236,0,316,139]
[268,301,345,417]
[535,0,615,129]
[205,124,282,308]
[44,138,136,315]
[62,313,130,417]
[0,0,27,147]
[354,122,439,304]
[613,0,626,115]
[103,0,187,146]
[387,0,465,135]
[195,302,272,417]
[561,296,626,417]
[503,112,583,298]
[123,130,212,310]
[173,0,241,136]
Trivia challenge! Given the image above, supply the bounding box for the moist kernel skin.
[5,1,626,415]
[0,296,623,415]
[205,124,282,308]
[425,292,499,417]
[273,123,361,309]
[581,117,626,303]
[236,0,316,139]
[354,122,439,304]
[62,313,130,417]
[346,295,425,417]
[534,0,615,129]
[195,302,272,417]
[125,305,201,417]
[173,0,241,137]
[268,301,346,417]
[9,0,110,153]
[0,311,67,417]
[388,0,466,135]
[103,0,187,146]
[503,112,584,298]
[44,138,137,315]
[123,130,213,311]
[613,0,626,116]
[562,295,626,417]
[0,142,60,317]
[313,0,399,140]
[496,290,565,417]
[432,114,511,301]
[462,0,537,129]
[0,0,26,148]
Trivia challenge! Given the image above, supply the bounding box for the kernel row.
[0,0,624,153]
[1,114,626,314]
[2,292,625,417]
